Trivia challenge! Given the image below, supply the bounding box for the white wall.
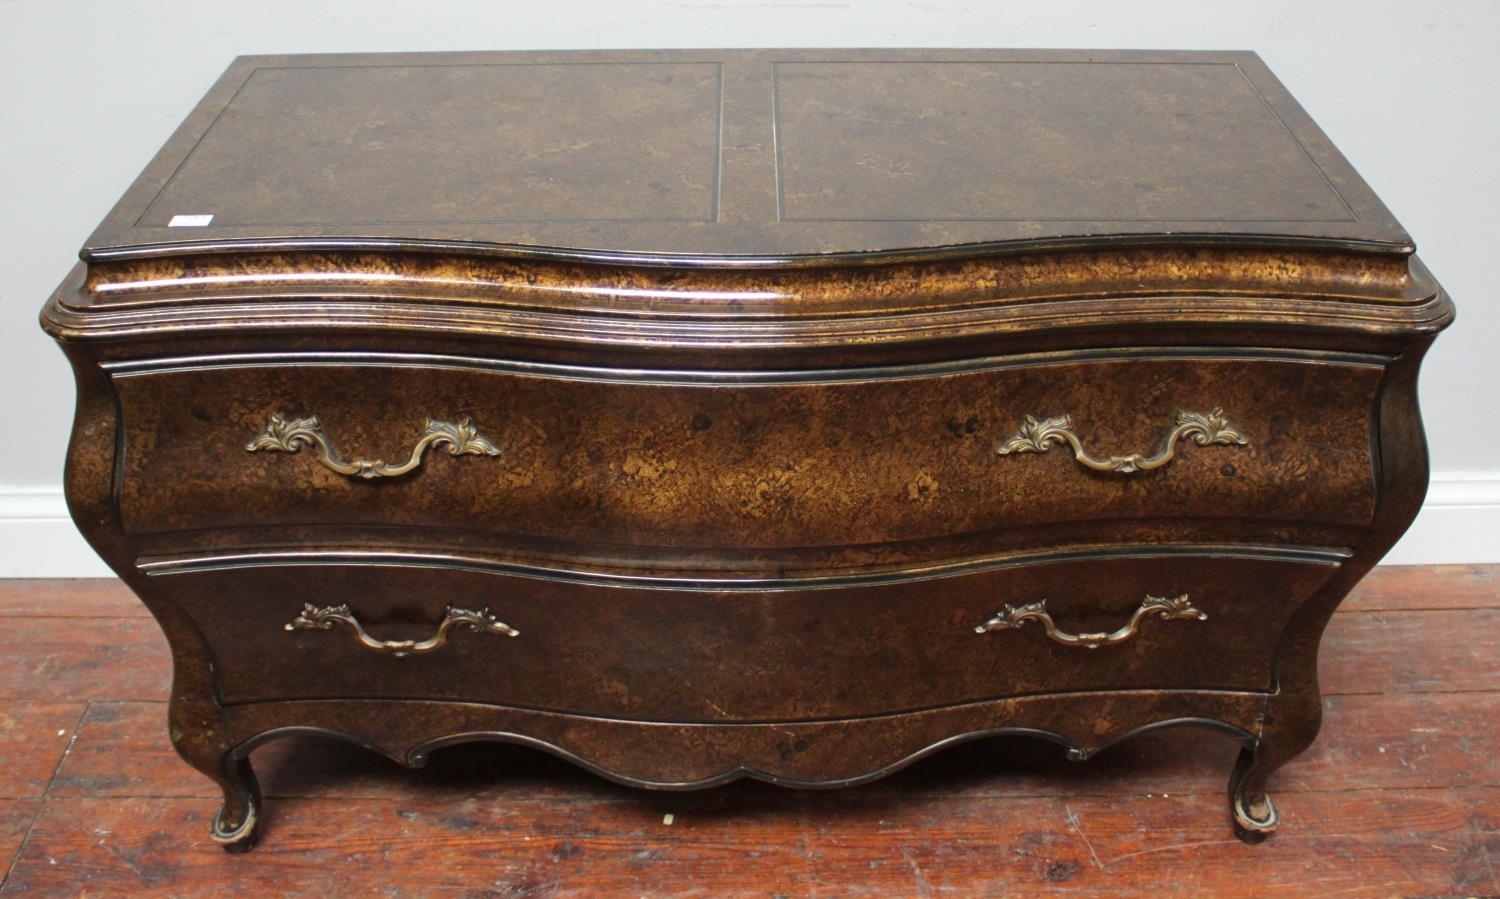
[1,0,1494,574]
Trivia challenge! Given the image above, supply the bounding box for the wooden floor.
[0,566,1496,896]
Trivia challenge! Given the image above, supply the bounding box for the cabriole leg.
[170,701,262,852]
[205,755,261,853]
[1227,700,1321,844]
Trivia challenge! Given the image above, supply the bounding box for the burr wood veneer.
[41,49,1453,851]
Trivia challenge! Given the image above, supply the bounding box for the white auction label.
[168,214,214,227]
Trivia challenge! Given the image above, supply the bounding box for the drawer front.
[114,352,1381,551]
[155,550,1338,720]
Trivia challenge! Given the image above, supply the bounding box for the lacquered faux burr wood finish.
[41,49,1452,852]
[80,49,1412,259]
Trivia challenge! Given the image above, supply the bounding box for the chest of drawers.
[41,49,1453,851]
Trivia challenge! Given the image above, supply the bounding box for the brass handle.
[996,408,1247,473]
[975,594,1206,649]
[247,413,499,479]
[284,603,519,657]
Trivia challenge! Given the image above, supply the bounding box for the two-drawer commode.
[42,49,1453,850]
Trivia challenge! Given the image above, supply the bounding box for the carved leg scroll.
[1227,696,1321,844]
[170,698,262,853]
[205,755,261,853]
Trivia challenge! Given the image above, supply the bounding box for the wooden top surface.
[81,49,1411,264]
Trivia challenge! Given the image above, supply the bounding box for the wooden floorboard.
[0,703,86,800]
[5,789,1498,896]
[0,564,1496,896]
[1321,607,1500,696]
[1339,563,1500,612]
[0,580,149,619]
[0,617,171,703]
[0,803,40,886]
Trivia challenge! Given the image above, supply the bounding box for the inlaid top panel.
[773,61,1347,224]
[83,49,1410,262]
[135,63,723,227]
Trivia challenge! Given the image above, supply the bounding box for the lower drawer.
[152,549,1339,721]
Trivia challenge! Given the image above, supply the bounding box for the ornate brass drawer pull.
[996,408,1247,473]
[247,413,499,479]
[284,603,519,657]
[975,594,1206,649]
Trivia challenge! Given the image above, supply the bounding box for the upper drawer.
[111,350,1382,551]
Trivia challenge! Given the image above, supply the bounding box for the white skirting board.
[1380,473,1500,565]
[0,474,1495,577]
